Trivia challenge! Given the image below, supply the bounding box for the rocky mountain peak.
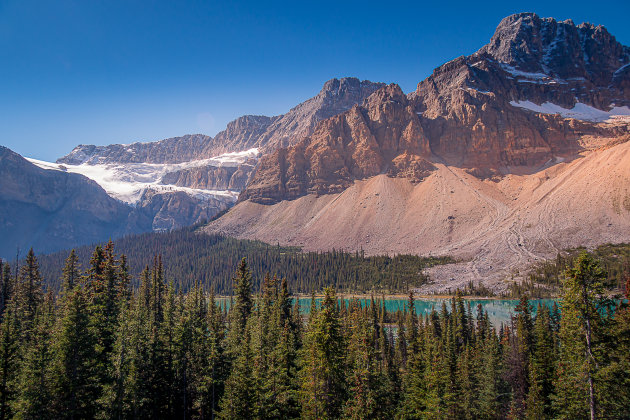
[318,77,384,102]
[480,13,629,82]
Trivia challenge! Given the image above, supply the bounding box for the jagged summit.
[237,12,630,205]
[480,13,630,83]
[198,77,386,155]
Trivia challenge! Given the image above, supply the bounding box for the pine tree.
[15,248,43,341]
[525,305,556,418]
[342,305,384,419]
[299,287,346,419]
[218,260,256,420]
[478,327,507,419]
[0,302,20,420]
[0,262,13,321]
[61,250,81,296]
[553,253,610,419]
[13,293,55,418]
[217,320,254,419]
[506,295,534,417]
[51,286,98,419]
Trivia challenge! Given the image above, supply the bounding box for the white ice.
[509,100,630,123]
[26,148,258,205]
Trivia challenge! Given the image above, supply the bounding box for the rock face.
[240,13,630,203]
[199,78,387,157]
[480,13,630,94]
[0,146,147,258]
[160,159,256,190]
[133,189,232,232]
[240,85,433,204]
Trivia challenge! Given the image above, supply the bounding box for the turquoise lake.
[295,298,558,326]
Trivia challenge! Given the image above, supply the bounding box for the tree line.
[0,244,628,419]
[34,228,451,294]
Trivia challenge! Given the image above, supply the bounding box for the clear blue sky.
[1,0,629,161]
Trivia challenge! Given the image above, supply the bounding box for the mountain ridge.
[206,13,630,291]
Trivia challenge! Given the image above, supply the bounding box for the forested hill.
[34,226,452,294]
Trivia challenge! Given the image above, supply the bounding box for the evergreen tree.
[51,286,98,419]
[0,262,14,321]
[343,304,385,419]
[525,305,556,418]
[217,320,254,419]
[553,253,610,419]
[0,303,20,420]
[299,287,346,419]
[13,294,55,418]
[15,249,43,341]
[61,250,80,296]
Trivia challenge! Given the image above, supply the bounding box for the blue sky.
[1,0,629,161]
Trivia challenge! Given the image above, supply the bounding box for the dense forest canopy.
[509,243,630,298]
[32,227,452,294]
[0,244,628,418]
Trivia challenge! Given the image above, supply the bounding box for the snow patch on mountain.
[26,148,257,204]
[509,100,630,122]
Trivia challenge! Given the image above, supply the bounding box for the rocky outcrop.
[160,160,256,190]
[480,13,629,92]
[132,189,232,232]
[196,77,387,157]
[200,115,277,156]
[240,85,433,204]
[0,146,148,257]
[409,14,630,171]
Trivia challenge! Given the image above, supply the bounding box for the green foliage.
[508,243,630,298]
[36,228,452,294]
[0,244,627,419]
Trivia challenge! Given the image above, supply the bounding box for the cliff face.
[196,77,387,157]
[159,159,256,191]
[240,13,630,203]
[240,85,433,204]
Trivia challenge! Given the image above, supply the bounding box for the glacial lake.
[295,297,558,327]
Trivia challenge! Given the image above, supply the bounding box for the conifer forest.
[0,243,628,419]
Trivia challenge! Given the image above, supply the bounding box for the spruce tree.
[51,286,98,419]
[15,248,43,341]
[525,305,556,418]
[299,287,346,419]
[13,294,55,418]
[553,253,609,419]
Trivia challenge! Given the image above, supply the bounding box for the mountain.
[0,146,146,258]
[206,13,630,292]
[41,77,385,235]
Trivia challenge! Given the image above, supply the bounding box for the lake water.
[296,297,558,327]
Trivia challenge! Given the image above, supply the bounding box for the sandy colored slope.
[205,140,630,292]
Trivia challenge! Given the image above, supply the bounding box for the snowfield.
[509,100,630,123]
[26,148,257,204]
